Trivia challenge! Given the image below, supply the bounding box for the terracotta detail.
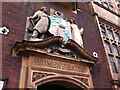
[74,77,89,86]
[32,72,53,82]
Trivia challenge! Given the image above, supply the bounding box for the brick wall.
[2,2,28,88]
[1,2,77,88]
[77,2,112,88]
[2,2,112,88]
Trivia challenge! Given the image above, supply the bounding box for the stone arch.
[33,74,89,89]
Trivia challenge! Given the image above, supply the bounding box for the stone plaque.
[30,58,88,74]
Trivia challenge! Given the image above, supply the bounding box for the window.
[99,22,120,76]
[107,29,114,40]
[112,44,119,55]
[95,0,115,12]
[100,25,106,37]
[115,0,119,2]
[96,0,102,4]
[114,32,120,43]
[108,3,114,11]
[109,55,118,73]
[105,41,112,53]
[116,57,120,70]
[103,1,109,8]
[114,0,120,9]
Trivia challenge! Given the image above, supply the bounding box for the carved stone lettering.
[33,59,87,73]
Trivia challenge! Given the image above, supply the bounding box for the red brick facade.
[2,2,116,88]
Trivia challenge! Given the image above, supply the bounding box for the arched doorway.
[34,75,88,90]
[37,81,84,90]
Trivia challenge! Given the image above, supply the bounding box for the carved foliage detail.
[32,72,89,86]
[44,45,78,58]
[32,72,53,82]
[73,77,89,86]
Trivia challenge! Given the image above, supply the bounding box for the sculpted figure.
[26,8,84,46]
[68,18,84,47]
[26,9,72,41]
[28,6,50,40]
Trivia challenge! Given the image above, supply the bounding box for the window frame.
[109,55,118,73]
[107,28,114,40]
[104,40,112,54]
[112,43,119,56]
[99,21,120,75]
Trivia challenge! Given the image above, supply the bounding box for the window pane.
[109,4,114,11]
[116,57,120,71]
[112,44,119,55]
[115,0,119,2]
[102,0,114,11]
[97,0,102,4]
[103,2,109,8]
[114,32,120,43]
[109,56,118,73]
[107,29,114,40]
[105,41,112,53]
[100,25,106,37]
[117,58,120,64]
[115,0,119,3]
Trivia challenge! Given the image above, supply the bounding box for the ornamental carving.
[44,45,77,58]
[32,72,53,82]
[32,71,89,86]
[74,77,89,86]
[13,36,97,64]
[25,6,84,48]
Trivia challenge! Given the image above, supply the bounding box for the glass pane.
[100,25,106,37]
[117,58,120,64]
[103,2,109,8]
[109,56,118,73]
[97,0,102,4]
[112,44,119,55]
[105,41,112,53]
[107,29,114,40]
[109,5,114,11]
[116,57,120,70]
[115,0,118,2]
[115,32,120,43]
[115,0,119,3]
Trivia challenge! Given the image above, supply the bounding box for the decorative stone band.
[32,71,89,87]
